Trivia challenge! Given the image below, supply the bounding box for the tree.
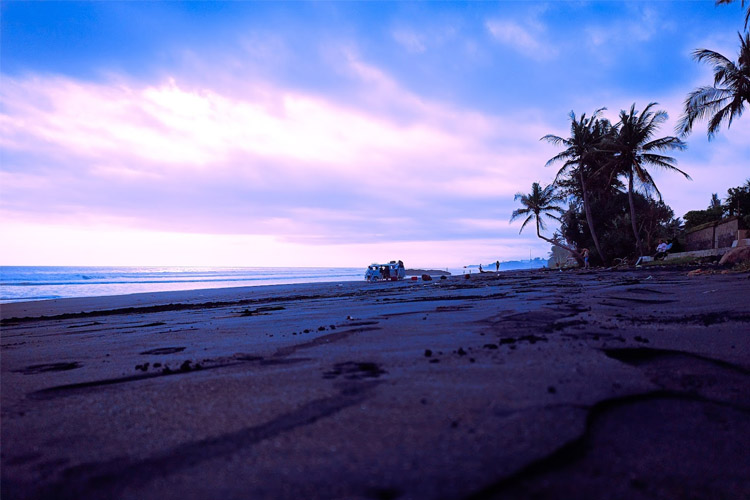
[510,182,581,260]
[683,194,725,229]
[639,199,680,252]
[725,179,750,216]
[548,245,572,269]
[609,103,689,255]
[716,0,750,29]
[684,210,722,229]
[677,31,750,139]
[710,193,722,210]
[561,191,680,258]
[542,110,613,263]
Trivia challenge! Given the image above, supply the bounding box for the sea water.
[0,266,363,303]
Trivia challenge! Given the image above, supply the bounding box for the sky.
[1,1,748,268]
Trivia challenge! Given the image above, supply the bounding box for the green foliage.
[560,191,680,261]
[542,109,616,261]
[541,104,688,262]
[511,183,580,259]
[683,184,750,229]
[724,179,750,217]
[548,245,572,268]
[710,193,722,209]
[510,182,564,235]
[606,102,688,255]
[683,209,723,229]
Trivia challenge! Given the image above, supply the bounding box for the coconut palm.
[716,0,750,29]
[725,179,750,216]
[609,103,689,256]
[677,31,750,139]
[710,193,722,210]
[510,182,581,259]
[542,110,612,263]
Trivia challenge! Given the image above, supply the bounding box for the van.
[365,260,405,282]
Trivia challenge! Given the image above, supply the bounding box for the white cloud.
[584,5,674,63]
[0,62,558,263]
[0,219,549,268]
[392,29,426,53]
[485,19,557,60]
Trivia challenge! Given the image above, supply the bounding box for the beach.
[2,268,749,499]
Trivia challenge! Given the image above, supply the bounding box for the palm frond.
[545,152,577,171]
[707,97,745,137]
[676,86,733,136]
[510,207,530,222]
[716,1,750,29]
[639,169,663,201]
[540,134,567,146]
[518,214,534,234]
[640,154,692,180]
[642,136,687,152]
[693,48,732,68]
[681,32,750,138]
[552,160,578,184]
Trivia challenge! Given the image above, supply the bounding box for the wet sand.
[2,268,749,499]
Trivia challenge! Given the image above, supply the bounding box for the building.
[685,216,750,251]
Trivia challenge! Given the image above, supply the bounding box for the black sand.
[1,268,749,499]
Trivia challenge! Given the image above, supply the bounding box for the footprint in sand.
[16,362,81,375]
[139,347,186,355]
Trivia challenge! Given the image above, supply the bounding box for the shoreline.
[0,267,543,317]
[2,268,749,499]
[0,266,365,306]
[0,266,466,305]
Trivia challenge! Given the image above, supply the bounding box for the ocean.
[0,266,364,304]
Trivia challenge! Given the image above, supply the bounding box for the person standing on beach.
[495,260,500,272]
[582,248,590,269]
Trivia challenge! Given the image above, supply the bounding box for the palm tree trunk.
[580,171,607,263]
[628,171,643,256]
[536,218,584,265]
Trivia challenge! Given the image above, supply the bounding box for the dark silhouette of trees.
[560,191,680,260]
[509,3,744,263]
[542,110,613,263]
[608,103,689,256]
[724,179,750,217]
[677,32,750,139]
[684,194,725,229]
[510,182,581,259]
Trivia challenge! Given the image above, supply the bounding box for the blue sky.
[1,1,748,267]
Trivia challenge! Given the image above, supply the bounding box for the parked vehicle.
[365,261,405,282]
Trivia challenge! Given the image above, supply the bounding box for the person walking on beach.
[495,260,500,272]
[582,248,590,269]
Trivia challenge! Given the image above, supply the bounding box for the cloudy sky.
[1,1,748,267]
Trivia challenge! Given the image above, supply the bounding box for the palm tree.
[542,110,612,263]
[677,31,750,139]
[510,182,581,260]
[610,103,689,256]
[710,193,722,210]
[725,179,750,216]
[716,0,750,29]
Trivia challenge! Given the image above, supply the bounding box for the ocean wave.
[0,266,363,303]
